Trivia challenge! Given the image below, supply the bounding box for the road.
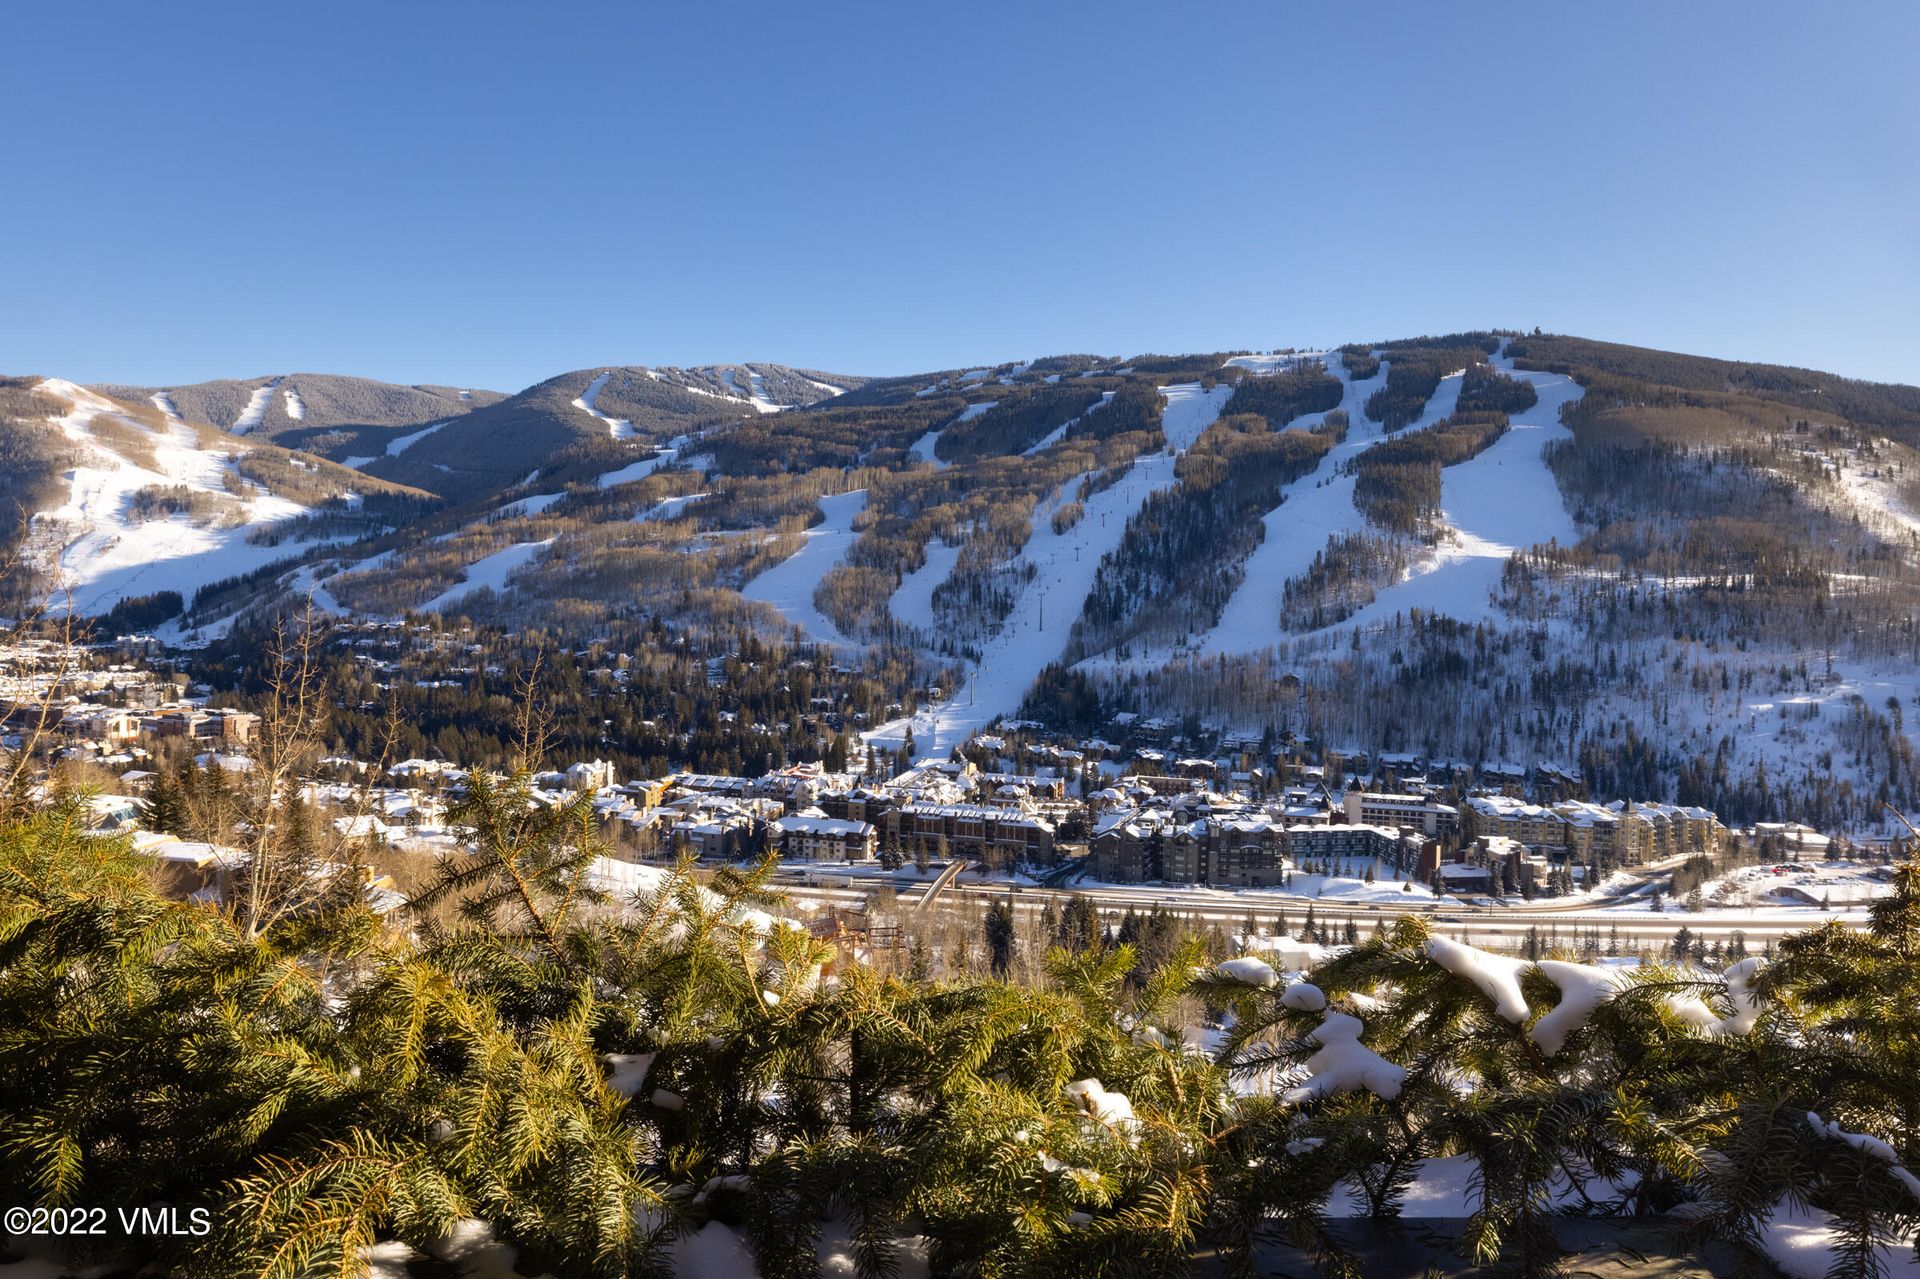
[769,871,1861,945]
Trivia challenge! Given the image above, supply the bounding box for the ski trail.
[231,377,283,435]
[1023,391,1114,456]
[421,539,555,612]
[386,420,452,456]
[573,372,636,439]
[869,380,1234,756]
[283,387,305,420]
[1315,343,1582,632]
[738,489,867,645]
[595,435,689,488]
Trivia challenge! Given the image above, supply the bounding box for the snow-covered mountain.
[0,378,429,619]
[13,335,1920,829]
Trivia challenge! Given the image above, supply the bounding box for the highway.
[769,869,1862,946]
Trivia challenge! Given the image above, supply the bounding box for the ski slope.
[1194,352,1400,654]
[572,372,637,439]
[1198,345,1512,652]
[722,368,782,414]
[870,382,1236,755]
[420,539,555,612]
[636,493,707,522]
[909,429,947,469]
[386,419,451,456]
[29,380,317,614]
[283,387,305,420]
[738,489,867,646]
[888,539,963,631]
[1157,382,1236,451]
[1321,349,1581,633]
[230,378,282,435]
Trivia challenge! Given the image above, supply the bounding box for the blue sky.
[4,1,1915,391]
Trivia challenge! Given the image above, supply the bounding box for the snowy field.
[738,489,868,645]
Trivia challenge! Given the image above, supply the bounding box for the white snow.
[1064,1077,1140,1135]
[1281,1011,1406,1104]
[1281,980,1327,1012]
[282,387,305,420]
[494,492,566,518]
[739,489,868,646]
[150,391,184,429]
[1531,959,1631,1054]
[602,1052,657,1099]
[888,538,962,631]
[636,492,707,522]
[1156,382,1236,452]
[1761,1201,1920,1279]
[909,428,948,469]
[419,539,554,612]
[1216,955,1279,987]
[802,375,846,400]
[572,371,637,439]
[1426,937,1530,1023]
[386,419,452,457]
[955,399,998,424]
[230,378,283,435]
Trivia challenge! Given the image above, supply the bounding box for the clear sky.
[4,1,1915,392]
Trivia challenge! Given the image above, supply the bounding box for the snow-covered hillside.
[739,490,868,646]
[25,380,328,614]
[870,380,1237,755]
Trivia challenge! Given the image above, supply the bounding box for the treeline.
[704,396,965,475]
[1350,410,1511,534]
[96,590,184,634]
[1122,351,1247,379]
[1508,331,1920,442]
[188,617,930,782]
[0,378,74,598]
[1070,410,1348,656]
